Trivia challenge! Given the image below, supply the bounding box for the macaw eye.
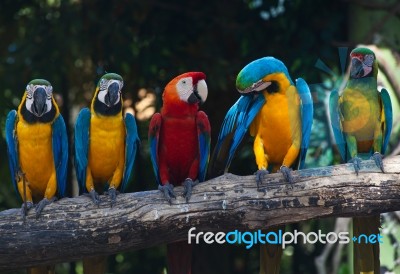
[100,79,108,90]
[45,85,53,99]
[182,80,187,84]
[26,84,33,99]
[363,54,374,67]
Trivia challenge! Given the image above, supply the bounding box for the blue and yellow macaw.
[5,79,68,218]
[5,79,68,274]
[74,73,140,274]
[209,57,313,274]
[74,72,140,206]
[329,47,392,274]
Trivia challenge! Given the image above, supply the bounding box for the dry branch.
[1,156,400,270]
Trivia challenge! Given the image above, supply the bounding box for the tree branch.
[1,156,400,270]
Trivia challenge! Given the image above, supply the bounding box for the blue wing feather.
[121,113,140,192]
[296,78,314,169]
[74,108,91,192]
[329,89,347,161]
[213,94,265,171]
[380,88,392,154]
[5,110,19,194]
[197,111,211,182]
[149,113,162,185]
[52,114,68,197]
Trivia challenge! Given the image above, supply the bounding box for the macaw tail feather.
[353,215,380,274]
[167,241,193,274]
[83,255,108,274]
[27,265,55,274]
[260,226,283,274]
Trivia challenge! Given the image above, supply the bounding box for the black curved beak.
[32,87,47,117]
[105,82,120,106]
[187,84,202,104]
[350,58,364,78]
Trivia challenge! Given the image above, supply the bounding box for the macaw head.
[163,72,208,106]
[19,79,58,123]
[349,47,377,79]
[92,73,124,116]
[236,57,293,95]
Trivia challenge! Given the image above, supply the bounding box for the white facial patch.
[176,77,194,102]
[25,84,53,116]
[97,79,123,106]
[239,80,271,94]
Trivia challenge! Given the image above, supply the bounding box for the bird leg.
[20,201,34,218]
[158,182,176,205]
[348,156,362,175]
[183,178,199,203]
[86,189,101,206]
[370,152,384,172]
[280,165,294,185]
[35,197,57,218]
[254,169,269,190]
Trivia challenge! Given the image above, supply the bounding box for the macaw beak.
[32,87,47,117]
[105,82,120,106]
[188,78,208,104]
[350,57,364,78]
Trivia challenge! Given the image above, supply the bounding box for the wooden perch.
[1,156,400,271]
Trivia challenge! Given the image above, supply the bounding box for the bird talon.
[20,201,34,218]
[370,152,384,173]
[280,165,294,185]
[349,156,362,175]
[105,187,118,207]
[159,183,176,205]
[35,197,56,218]
[88,189,101,206]
[255,169,269,189]
[183,178,198,203]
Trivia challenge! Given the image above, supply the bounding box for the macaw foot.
[280,165,294,185]
[105,187,119,207]
[370,152,384,173]
[87,189,101,206]
[20,201,34,218]
[158,183,176,205]
[255,169,269,190]
[349,156,362,175]
[35,197,57,218]
[183,178,199,203]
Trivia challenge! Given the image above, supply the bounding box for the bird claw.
[280,165,294,186]
[35,197,57,218]
[20,201,34,218]
[87,189,101,206]
[349,156,362,175]
[183,178,199,203]
[105,187,119,207]
[158,183,176,205]
[370,152,384,173]
[254,169,269,190]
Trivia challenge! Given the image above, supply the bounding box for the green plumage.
[329,47,393,274]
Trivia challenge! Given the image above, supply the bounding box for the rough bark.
[1,156,400,271]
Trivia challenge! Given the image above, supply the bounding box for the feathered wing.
[148,113,162,185]
[379,88,392,154]
[329,89,347,161]
[296,78,314,169]
[74,108,91,192]
[208,94,265,177]
[196,111,211,182]
[5,110,19,194]
[120,113,140,192]
[52,114,69,197]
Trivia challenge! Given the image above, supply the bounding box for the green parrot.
[329,47,392,274]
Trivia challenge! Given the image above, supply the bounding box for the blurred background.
[0,0,399,273]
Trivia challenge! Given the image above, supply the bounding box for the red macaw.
[149,72,211,274]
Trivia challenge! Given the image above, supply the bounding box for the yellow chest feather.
[16,121,55,193]
[88,114,126,182]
